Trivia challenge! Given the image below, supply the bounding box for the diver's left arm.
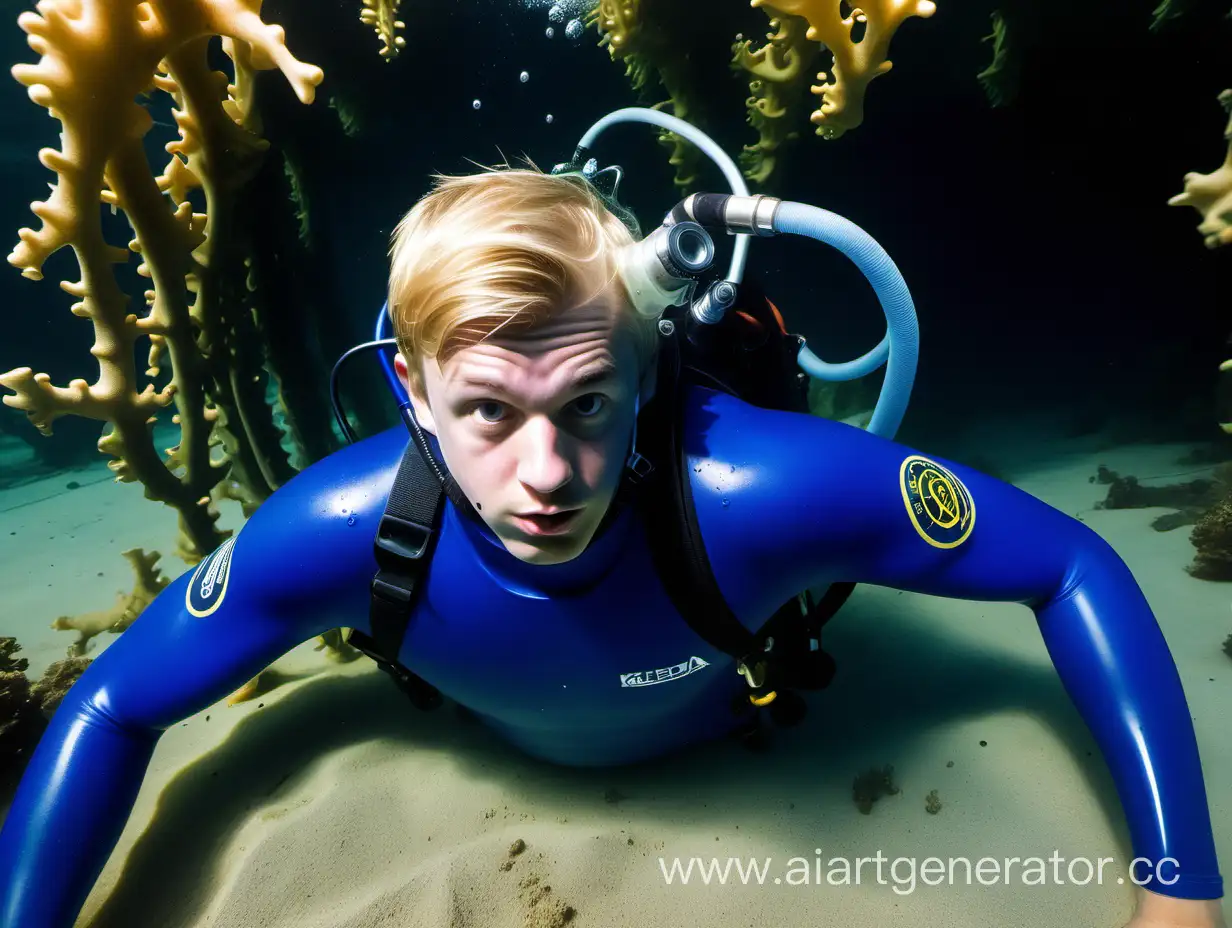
[696,400,1223,912]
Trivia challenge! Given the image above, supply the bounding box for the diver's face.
[396,293,652,565]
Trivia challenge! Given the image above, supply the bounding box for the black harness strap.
[348,440,446,709]
[639,312,851,711]
[640,328,764,661]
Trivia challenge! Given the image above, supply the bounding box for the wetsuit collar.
[449,497,634,596]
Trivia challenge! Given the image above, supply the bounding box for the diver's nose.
[516,416,574,495]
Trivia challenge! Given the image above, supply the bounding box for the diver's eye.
[571,394,606,418]
[475,401,506,423]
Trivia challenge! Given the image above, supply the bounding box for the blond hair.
[388,165,655,398]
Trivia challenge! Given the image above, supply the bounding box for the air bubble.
[520,70,529,83]
[545,114,554,124]
[472,99,481,110]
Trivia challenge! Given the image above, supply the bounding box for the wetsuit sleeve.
[0,511,355,928]
[695,397,1223,901]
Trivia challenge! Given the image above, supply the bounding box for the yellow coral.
[590,0,701,190]
[733,7,819,185]
[2,0,323,559]
[360,0,406,60]
[50,548,170,657]
[752,0,936,139]
[593,0,653,91]
[1169,89,1232,250]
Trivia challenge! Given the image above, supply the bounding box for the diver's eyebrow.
[455,361,618,395]
[458,378,503,391]
[571,361,619,388]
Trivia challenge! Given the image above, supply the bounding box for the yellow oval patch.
[186,535,237,618]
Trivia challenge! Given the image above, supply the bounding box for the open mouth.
[513,510,582,536]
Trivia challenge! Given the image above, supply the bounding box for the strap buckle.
[625,450,654,483]
[373,512,432,570]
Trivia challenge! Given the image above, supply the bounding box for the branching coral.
[1169,89,1232,250]
[976,9,1017,107]
[752,0,937,140]
[2,0,324,562]
[732,6,820,186]
[590,0,704,190]
[592,1,656,104]
[360,0,406,60]
[329,94,364,138]
[1149,0,1202,32]
[51,548,171,657]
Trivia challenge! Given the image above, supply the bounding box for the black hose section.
[670,194,730,230]
[330,338,399,444]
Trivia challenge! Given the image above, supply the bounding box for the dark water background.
[0,0,1229,464]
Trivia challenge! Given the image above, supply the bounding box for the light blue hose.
[773,201,919,439]
[577,107,918,440]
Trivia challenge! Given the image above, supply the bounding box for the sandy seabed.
[1,417,1229,928]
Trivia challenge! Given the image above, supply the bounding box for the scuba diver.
[0,108,1225,928]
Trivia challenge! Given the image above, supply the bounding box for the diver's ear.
[395,352,437,435]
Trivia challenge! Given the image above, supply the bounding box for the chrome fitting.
[691,280,738,325]
[723,195,780,236]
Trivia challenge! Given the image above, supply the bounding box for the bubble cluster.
[517,0,591,9]
[520,0,593,35]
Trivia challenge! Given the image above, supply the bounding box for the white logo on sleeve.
[620,656,710,687]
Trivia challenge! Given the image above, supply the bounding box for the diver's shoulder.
[236,426,407,555]
[679,380,850,442]
[177,427,407,633]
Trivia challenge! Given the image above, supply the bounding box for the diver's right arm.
[0,433,400,928]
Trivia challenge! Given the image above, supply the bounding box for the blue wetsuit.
[0,382,1223,925]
